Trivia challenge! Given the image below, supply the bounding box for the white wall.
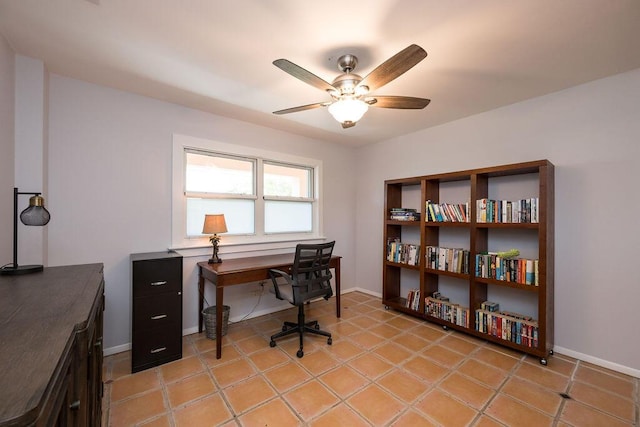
[47,75,357,351]
[0,34,14,263]
[355,68,640,374]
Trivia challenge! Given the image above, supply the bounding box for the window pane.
[264,163,311,198]
[187,198,254,236]
[186,151,254,195]
[265,200,312,233]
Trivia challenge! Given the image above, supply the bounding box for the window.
[172,134,322,250]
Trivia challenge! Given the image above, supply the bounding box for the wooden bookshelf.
[383,160,554,364]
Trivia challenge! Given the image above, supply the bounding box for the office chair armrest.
[268,268,293,300]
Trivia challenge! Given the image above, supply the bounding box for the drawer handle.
[150,281,167,286]
[150,347,167,354]
[151,314,167,320]
[69,400,81,410]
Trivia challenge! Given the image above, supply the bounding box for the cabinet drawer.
[133,257,182,297]
[132,326,182,373]
[133,292,182,331]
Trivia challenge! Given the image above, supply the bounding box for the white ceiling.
[1,0,639,146]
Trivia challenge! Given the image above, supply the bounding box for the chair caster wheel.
[314,324,320,330]
[327,337,332,345]
[297,350,304,358]
[540,358,547,366]
[270,340,276,348]
[282,326,287,332]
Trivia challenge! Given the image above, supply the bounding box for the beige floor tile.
[409,323,448,341]
[501,377,563,416]
[414,389,478,427]
[349,330,387,348]
[377,368,431,403]
[349,352,394,379]
[210,358,257,388]
[373,341,414,365]
[111,369,161,402]
[523,352,577,376]
[263,362,312,393]
[139,414,171,427]
[309,402,371,427]
[109,389,166,426]
[166,372,216,408]
[199,345,242,366]
[369,322,403,339]
[192,336,218,353]
[514,362,570,393]
[297,348,340,375]
[247,347,290,371]
[457,359,509,389]
[283,380,340,420]
[238,398,301,427]
[224,376,277,414]
[234,334,270,355]
[574,364,635,398]
[473,346,520,372]
[568,381,635,422]
[389,409,437,427]
[173,393,232,427]
[347,384,406,426]
[392,332,431,352]
[319,365,369,398]
[438,372,494,409]
[387,315,421,330]
[439,334,482,355]
[422,344,466,368]
[560,399,632,427]
[402,355,449,383]
[109,357,133,381]
[325,339,365,361]
[484,394,554,427]
[160,356,205,384]
[473,415,506,427]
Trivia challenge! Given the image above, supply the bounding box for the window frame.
[172,134,324,253]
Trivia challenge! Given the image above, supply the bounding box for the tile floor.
[102,292,639,426]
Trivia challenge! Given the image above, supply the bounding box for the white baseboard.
[104,287,639,379]
[553,346,640,379]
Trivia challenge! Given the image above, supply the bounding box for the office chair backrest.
[291,241,335,304]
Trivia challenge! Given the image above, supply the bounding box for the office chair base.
[269,312,332,358]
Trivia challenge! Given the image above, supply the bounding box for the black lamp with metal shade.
[202,214,227,264]
[0,187,51,276]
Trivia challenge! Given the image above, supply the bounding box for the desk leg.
[216,285,224,359]
[198,265,204,333]
[335,259,341,318]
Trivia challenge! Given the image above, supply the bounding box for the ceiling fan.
[272,44,430,129]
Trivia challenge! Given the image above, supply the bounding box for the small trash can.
[202,305,230,340]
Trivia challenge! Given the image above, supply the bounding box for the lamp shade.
[20,195,50,226]
[202,214,228,234]
[328,98,369,124]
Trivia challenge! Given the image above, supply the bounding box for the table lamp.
[202,214,227,264]
[1,187,51,275]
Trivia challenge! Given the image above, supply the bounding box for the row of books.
[386,239,421,266]
[426,200,471,222]
[390,207,420,221]
[475,305,539,348]
[477,198,539,223]
[475,254,539,285]
[424,292,470,328]
[425,246,470,274]
[405,289,420,311]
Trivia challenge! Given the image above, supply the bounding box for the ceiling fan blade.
[273,59,336,93]
[273,102,328,115]
[368,96,430,109]
[341,121,356,129]
[358,44,427,92]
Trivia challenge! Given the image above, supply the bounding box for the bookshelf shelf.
[383,160,554,364]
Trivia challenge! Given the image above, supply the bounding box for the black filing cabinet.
[131,251,183,373]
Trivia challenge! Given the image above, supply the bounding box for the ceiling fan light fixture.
[328,98,368,124]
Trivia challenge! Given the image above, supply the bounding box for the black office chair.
[268,241,335,358]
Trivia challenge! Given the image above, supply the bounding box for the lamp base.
[0,264,44,276]
[208,257,223,264]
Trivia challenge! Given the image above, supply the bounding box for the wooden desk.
[197,254,341,359]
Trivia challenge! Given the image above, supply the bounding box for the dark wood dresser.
[131,251,183,373]
[0,263,105,426]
